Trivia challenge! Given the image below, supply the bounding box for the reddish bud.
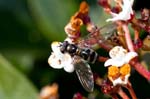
[83,16,91,25]
[101,79,119,94]
[133,39,143,50]
[145,26,150,33]
[111,7,120,14]
[73,92,83,99]
[101,79,114,94]
[98,0,110,8]
[140,8,150,21]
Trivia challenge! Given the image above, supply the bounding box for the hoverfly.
[49,41,98,92]
[49,23,118,92]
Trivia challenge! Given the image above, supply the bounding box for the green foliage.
[28,0,78,41]
[0,54,38,99]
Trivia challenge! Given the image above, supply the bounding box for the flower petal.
[51,41,63,57]
[112,74,130,86]
[48,53,63,69]
[104,58,125,67]
[109,46,127,59]
[104,59,114,67]
[106,0,134,22]
[62,53,74,73]
[125,51,138,63]
[112,77,123,86]
[64,64,74,73]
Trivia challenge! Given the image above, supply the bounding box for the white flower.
[48,42,74,73]
[104,46,138,67]
[105,46,136,86]
[106,0,134,22]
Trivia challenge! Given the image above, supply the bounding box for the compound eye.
[67,44,77,54]
[59,44,66,53]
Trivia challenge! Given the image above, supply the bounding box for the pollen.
[108,66,120,78]
[120,64,131,76]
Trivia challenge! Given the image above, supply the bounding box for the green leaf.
[0,54,38,99]
[28,0,78,41]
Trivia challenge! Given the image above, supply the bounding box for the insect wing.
[77,23,117,49]
[99,23,117,40]
[73,56,94,92]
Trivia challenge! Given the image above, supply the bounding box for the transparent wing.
[73,56,94,92]
[99,23,117,40]
[78,23,117,49]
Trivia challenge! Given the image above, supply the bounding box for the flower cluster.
[46,0,150,99]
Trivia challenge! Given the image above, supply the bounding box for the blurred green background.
[0,0,150,99]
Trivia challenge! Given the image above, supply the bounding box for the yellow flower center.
[108,64,131,81]
[120,64,131,76]
[108,66,120,79]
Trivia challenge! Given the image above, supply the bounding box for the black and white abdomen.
[79,48,98,64]
[60,41,98,64]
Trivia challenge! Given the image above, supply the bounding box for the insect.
[59,41,98,92]
[49,23,118,92]
[60,41,98,64]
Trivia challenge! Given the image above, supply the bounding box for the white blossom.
[104,46,138,67]
[106,0,134,22]
[48,42,74,73]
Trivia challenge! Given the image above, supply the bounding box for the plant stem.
[98,56,109,62]
[122,24,135,52]
[118,88,130,99]
[130,57,150,81]
[125,81,137,99]
[111,94,119,99]
[98,40,113,51]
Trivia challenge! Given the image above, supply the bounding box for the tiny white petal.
[105,46,136,67]
[104,59,115,67]
[109,46,127,59]
[64,64,74,73]
[112,74,130,86]
[106,0,134,22]
[130,0,134,6]
[124,74,130,84]
[110,12,119,17]
[48,53,63,69]
[125,51,138,63]
[104,58,125,67]
[62,54,75,73]
[51,42,63,57]
[112,77,123,86]
[61,54,73,66]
